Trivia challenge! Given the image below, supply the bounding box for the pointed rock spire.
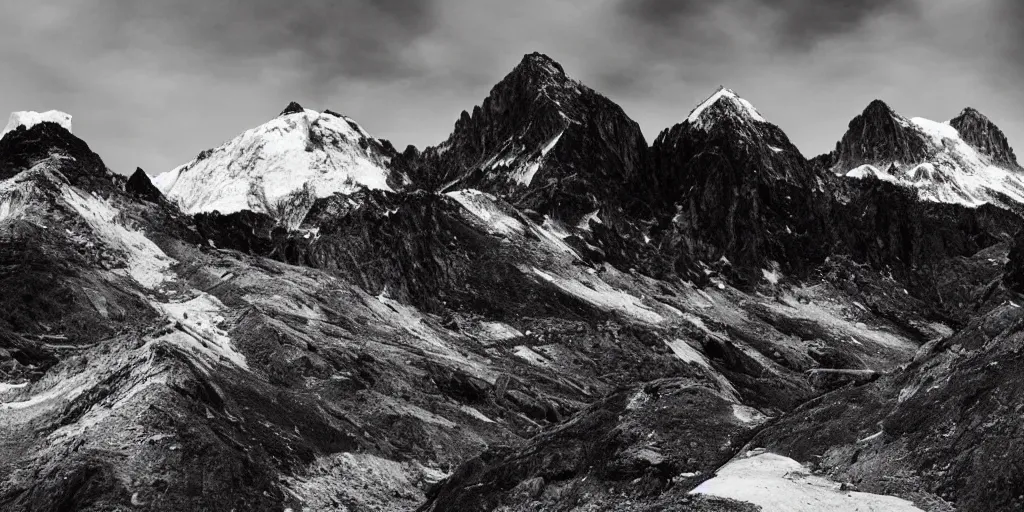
[126,167,164,203]
[684,87,766,130]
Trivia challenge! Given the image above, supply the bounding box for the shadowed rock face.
[413,52,652,225]
[279,101,306,117]
[950,107,1020,168]
[830,100,931,169]
[126,167,164,203]
[649,93,832,280]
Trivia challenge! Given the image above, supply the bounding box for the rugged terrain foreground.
[2,54,1023,511]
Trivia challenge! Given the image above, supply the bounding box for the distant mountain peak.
[1,110,73,138]
[154,108,395,224]
[950,106,1018,168]
[684,87,766,130]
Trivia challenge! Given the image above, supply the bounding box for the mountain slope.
[3,58,1024,512]
[154,103,399,227]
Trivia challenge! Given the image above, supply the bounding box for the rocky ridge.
[0,53,1022,512]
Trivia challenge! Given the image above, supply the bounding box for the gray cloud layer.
[0,0,1019,175]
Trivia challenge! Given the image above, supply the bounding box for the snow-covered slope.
[835,103,1024,208]
[1,110,72,137]
[154,105,394,224]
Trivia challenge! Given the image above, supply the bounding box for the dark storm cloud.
[98,0,439,82]
[620,0,919,50]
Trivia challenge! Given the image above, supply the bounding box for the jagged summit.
[684,87,766,130]
[1,110,73,138]
[279,101,305,117]
[126,167,164,203]
[950,106,1019,168]
[831,99,929,169]
[650,86,825,276]
[513,52,567,79]
[415,52,648,223]
[834,100,1024,207]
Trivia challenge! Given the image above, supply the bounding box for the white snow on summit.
[686,88,765,130]
[1,111,72,137]
[154,108,393,222]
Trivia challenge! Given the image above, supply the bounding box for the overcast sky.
[1,0,1021,175]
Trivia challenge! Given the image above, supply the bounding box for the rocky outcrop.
[279,101,306,116]
[830,99,930,170]
[950,107,1020,168]
[125,167,164,203]
[0,121,110,189]
[415,52,652,225]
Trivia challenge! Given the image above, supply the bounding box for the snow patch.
[459,404,496,424]
[731,404,768,425]
[576,210,603,231]
[60,186,176,288]
[476,321,523,342]
[530,267,664,324]
[691,451,923,511]
[2,110,72,137]
[446,189,525,236]
[846,165,900,184]
[664,339,710,368]
[151,294,248,370]
[762,263,782,285]
[513,345,550,367]
[0,382,29,394]
[0,380,91,411]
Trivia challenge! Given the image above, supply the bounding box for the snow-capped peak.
[154,106,394,225]
[1,111,73,138]
[686,87,766,130]
[844,111,1024,208]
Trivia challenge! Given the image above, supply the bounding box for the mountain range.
[1,52,1023,511]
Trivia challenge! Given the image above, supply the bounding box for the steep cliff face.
[831,100,931,169]
[414,53,651,225]
[649,88,831,280]
[949,107,1020,169]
